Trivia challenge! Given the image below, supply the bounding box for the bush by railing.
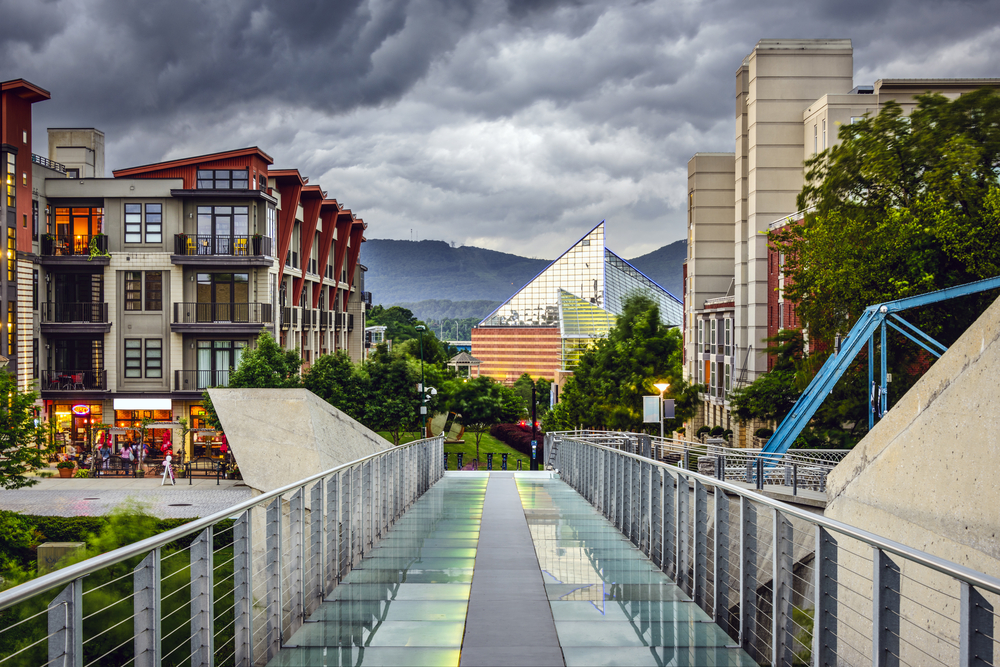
[490,423,543,457]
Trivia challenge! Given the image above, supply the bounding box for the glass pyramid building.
[474,221,682,378]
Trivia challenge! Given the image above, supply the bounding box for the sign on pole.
[643,395,660,423]
[662,399,675,420]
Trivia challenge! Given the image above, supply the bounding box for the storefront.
[49,401,104,453]
[112,398,174,455]
[189,405,224,459]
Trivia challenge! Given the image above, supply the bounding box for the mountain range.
[360,238,685,321]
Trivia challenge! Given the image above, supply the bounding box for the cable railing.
[550,430,849,492]
[553,433,1000,667]
[0,435,444,667]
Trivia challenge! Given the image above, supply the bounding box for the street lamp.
[653,382,670,440]
[415,325,426,435]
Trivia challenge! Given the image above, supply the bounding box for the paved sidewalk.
[0,477,253,518]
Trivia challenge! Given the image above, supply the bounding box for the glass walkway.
[267,472,754,667]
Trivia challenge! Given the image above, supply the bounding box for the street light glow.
[653,382,669,393]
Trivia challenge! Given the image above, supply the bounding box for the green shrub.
[754,427,774,438]
[709,426,725,437]
[55,461,75,470]
[73,469,90,478]
[696,425,711,436]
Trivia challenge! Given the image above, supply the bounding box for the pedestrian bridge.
[1,433,997,666]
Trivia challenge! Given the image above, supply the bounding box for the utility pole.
[416,325,426,436]
[531,382,538,470]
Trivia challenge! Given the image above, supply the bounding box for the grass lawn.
[375,431,531,471]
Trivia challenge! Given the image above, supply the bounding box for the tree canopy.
[0,372,46,490]
[445,376,524,460]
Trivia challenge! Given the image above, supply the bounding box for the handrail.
[558,434,1000,598]
[0,435,441,611]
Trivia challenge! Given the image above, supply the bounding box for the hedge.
[490,423,544,458]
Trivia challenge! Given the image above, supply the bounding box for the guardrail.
[172,302,273,325]
[549,430,849,493]
[554,434,1000,667]
[0,435,444,667]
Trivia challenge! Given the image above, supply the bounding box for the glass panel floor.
[269,472,754,667]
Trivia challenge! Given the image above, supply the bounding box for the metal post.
[234,509,253,666]
[340,468,351,581]
[310,480,324,610]
[960,582,994,667]
[289,487,305,635]
[880,321,888,417]
[793,464,798,496]
[739,497,757,655]
[651,466,663,568]
[694,479,708,610]
[813,526,838,667]
[869,332,875,430]
[640,460,651,555]
[190,526,215,667]
[325,475,339,594]
[872,546,901,667]
[663,469,676,579]
[772,509,793,667]
[49,578,83,667]
[713,489,729,625]
[265,498,283,661]
[756,458,764,490]
[676,473,690,595]
[717,455,725,481]
[134,549,161,667]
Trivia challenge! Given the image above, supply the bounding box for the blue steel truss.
[760,275,1000,460]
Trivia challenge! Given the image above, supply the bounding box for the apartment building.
[682,40,1000,445]
[4,78,372,457]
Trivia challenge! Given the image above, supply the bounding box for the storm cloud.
[3,0,998,257]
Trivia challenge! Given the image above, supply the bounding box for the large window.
[125,204,141,243]
[145,204,162,243]
[124,203,162,244]
[196,206,249,255]
[124,339,142,378]
[196,339,247,389]
[145,271,162,311]
[197,273,249,322]
[124,271,142,311]
[7,302,14,357]
[4,153,14,208]
[55,207,103,253]
[7,227,15,283]
[145,339,162,378]
[197,169,249,190]
[125,338,161,379]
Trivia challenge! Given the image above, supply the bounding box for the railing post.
[694,479,708,610]
[288,488,305,636]
[739,497,757,656]
[813,526,838,667]
[713,488,729,625]
[48,578,83,667]
[310,480,324,611]
[134,549,161,667]
[340,469,351,581]
[651,466,663,568]
[772,509,793,667]
[353,465,363,566]
[190,526,214,667]
[234,509,253,667]
[676,473,690,595]
[630,458,640,547]
[960,582,994,667]
[640,461,651,556]
[663,469,676,579]
[265,497,283,661]
[872,546,901,667]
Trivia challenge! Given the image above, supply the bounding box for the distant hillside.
[624,240,685,297]
[360,240,548,305]
[360,237,686,308]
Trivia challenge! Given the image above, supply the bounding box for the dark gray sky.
[4,0,998,257]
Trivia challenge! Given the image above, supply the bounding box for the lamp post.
[653,382,669,440]
[415,325,426,436]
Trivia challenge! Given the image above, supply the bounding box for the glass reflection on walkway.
[517,477,756,667]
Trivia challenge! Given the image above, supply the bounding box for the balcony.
[171,302,273,334]
[41,302,111,334]
[174,369,231,394]
[319,311,329,331]
[302,309,313,329]
[171,234,273,267]
[281,307,299,331]
[38,235,110,267]
[41,370,107,393]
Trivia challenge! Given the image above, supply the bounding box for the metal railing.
[174,234,272,257]
[0,435,444,667]
[174,369,232,392]
[172,302,273,325]
[551,430,849,492]
[41,235,107,257]
[40,370,107,391]
[554,433,1000,667]
[41,302,109,324]
[32,154,67,174]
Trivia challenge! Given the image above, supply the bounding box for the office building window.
[145,339,162,378]
[125,204,142,243]
[125,271,142,311]
[196,169,249,190]
[145,271,162,311]
[4,153,14,208]
[7,227,15,283]
[145,204,162,243]
[124,339,142,378]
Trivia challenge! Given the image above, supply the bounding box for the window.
[4,153,13,208]
[697,320,703,353]
[145,203,162,243]
[196,339,247,389]
[266,207,276,257]
[196,169,249,190]
[144,271,162,311]
[124,339,142,378]
[813,125,818,154]
[32,338,38,379]
[45,204,51,234]
[32,200,38,239]
[697,361,704,384]
[258,175,266,190]
[710,319,717,349]
[124,271,142,311]
[196,206,249,254]
[710,361,717,398]
[7,227,15,282]
[7,302,15,357]
[779,303,784,329]
[32,269,38,309]
[125,204,142,243]
[724,363,731,394]
[725,319,732,357]
[822,119,827,149]
[145,339,162,378]
[66,169,79,179]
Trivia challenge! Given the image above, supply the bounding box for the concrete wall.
[207,387,391,496]
[824,294,1000,665]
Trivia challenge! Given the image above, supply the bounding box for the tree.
[0,372,47,490]
[543,294,699,432]
[201,330,302,430]
[512,373,551,422]
[446,376,523,461]
[728,331,803,423]
[302,351,364,421]
[360,344,421,445]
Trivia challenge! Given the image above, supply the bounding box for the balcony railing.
[319,311,329,330]
[172,302,273,325]
[174,369,232,392]
[32,153,67,173]
[41,234,107,256]
[41,370,107,391]
[41,302,109,323]
[174,234,271,257]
